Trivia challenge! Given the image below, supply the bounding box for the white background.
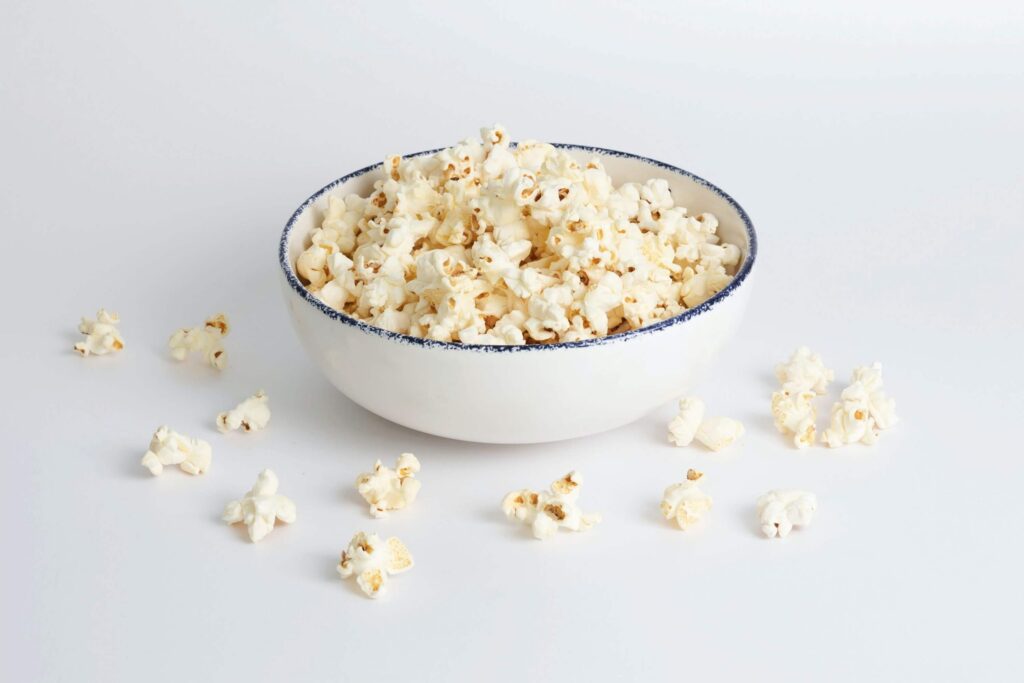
[2,1,1023,680]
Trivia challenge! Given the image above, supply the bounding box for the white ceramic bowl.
[279,145,757,444]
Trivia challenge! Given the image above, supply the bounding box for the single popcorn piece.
[775,346,834,395]
[295,126,743,344]
[337,531,414,599]
[756,490,817,538]
[822,362,897,447]
[140,425,212,476]
[354,452,421,518]
[73,309,124,356]
[695,416,745,451]
[168,313,229,369]
[770,388,817,449]
[667,397,706,447]
[223,469,296,543]
[661,469,713,531]
[501,470,601,540]
[216,390,270,433]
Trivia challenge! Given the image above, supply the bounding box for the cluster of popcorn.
[502,470,602,540]
[295,125,742,344]
[823,363,897,447]
[769,347,897,448]
[74,309,124,357]
[771,347,834,448]
[667,397,745,451]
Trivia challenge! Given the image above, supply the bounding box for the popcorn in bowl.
[294,126,742,344]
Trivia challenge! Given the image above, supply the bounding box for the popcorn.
[775,346,834,395]
[756,490,817,538]
[168,313,229,369]
[223,469,296,543]
[140,426,212,476]
[695,416,745,451]
[73,309,124,356]
[661,469,713,531]
[216,390,271,433]
[337,532,414,599]
[822,363,897,447]
[501,470,601,540]
[668,399,744,451]
[770,388,817,449]
[667,397,706,447]
[355,452,421,518]
[296,126,742,344]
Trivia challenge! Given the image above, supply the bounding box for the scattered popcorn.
[223,469,296,543]
[822,363,897,447]
[756,490,817,538]
[355,452,421,518]
[216,390,271,433]
[168,313,229,369]
[667,397,705,447]
[296,126,743,344]
[337,532,414,599]
[501,470,601,540]
[73,309,124,356]
[775,346,834,395]
[770,387,817,449]
[140,426,211,476]
[695,416,745,451]
[661,469,713,531]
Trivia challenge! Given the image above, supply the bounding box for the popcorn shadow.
[115,448,153,479]
[735,503,764,538]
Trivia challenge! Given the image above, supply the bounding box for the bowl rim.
[279,143,757,353]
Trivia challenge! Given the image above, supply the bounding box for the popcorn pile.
[295,125,742,344]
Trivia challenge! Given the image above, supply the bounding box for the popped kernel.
[141,426,211,476]
[501,470,601,540]
[223,469,296,543]
[661,469,713,531]
[355,452,421,518]
[756,490,817,538]
[73,309,124,356]
[216,390,270,433]
[823,363,897,447]
[337,532,414,599]
[169,313,229,369]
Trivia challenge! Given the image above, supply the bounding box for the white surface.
[2,1,1022,680]
[281,149,754,443]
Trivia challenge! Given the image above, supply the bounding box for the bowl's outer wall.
[280,149,754,443]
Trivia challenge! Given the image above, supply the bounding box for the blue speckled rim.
[279,143,757,353]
